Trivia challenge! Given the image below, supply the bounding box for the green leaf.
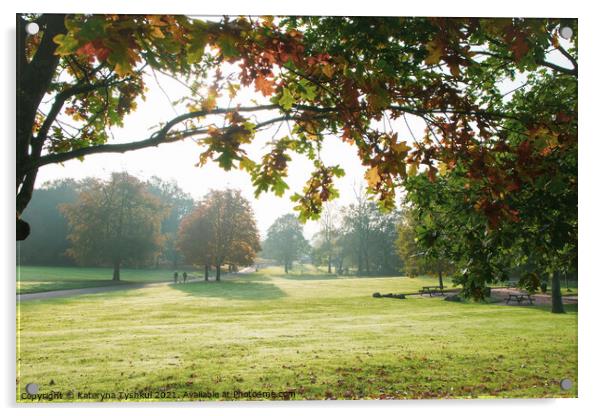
[278,88,295,111]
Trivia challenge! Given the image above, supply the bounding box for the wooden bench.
[505,293,534,305]
[419,286,446,297]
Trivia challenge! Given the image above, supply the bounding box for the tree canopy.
[263,214,310,273]
[61,172,167,280]
[178,189,260,280]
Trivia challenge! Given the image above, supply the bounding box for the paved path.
[18,267,258,302]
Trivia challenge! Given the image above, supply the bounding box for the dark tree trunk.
[216,263,221,281]
[204,264,209,281]
[327,254,332,274]
[438,270,444,289]
[551,271,565,314]
[112,258,121,281]
[16,15,67,240]
[284,261,288,274]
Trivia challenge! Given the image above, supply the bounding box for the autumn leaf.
[510,33,529,61]
[53,34,79,55]
[391,140,411,155]
[365,166,381,187]
[425,40,444,65]
[322,63,335,79]
[255,75,276,96]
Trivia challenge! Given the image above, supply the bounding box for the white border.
[2,1,599,415]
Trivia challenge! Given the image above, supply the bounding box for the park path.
[17,266,257,302]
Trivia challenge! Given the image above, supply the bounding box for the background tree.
[263,214,310,273]
[335,192,401,276]
[179,189,260,280]
[18,179,81,266]
[177,202,213,280]
[396,207,454,286]
[311,203,339,273]
[146,177,194,268]
[61,172,167,280]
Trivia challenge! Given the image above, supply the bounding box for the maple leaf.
[425,40,444,65]
[391,140,411,155]
[278,88,295,110]
[254,75,276,96]
[510,33,529,61]
[365,166,381,188]
[321,63,335,79]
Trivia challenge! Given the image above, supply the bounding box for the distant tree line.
[18,173,261,281]
[20,173,471,281]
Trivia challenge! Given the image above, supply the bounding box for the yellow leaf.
[150,26,165,39]
[408,163,418,177]
[425,40,444,65]
[364,166,381,188]
[322,63,335,79]
[391,140,411,155]
[438,162,448,176]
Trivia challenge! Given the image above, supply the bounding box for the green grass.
[16,266,577,401]
[17,266,190,294]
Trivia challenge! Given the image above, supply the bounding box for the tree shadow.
[171,280,287,300]
[278,274,342,281]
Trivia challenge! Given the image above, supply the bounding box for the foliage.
[177,189,260,278]
[61,172,167,279]
[146,177,194,267]
[331,194,402,275]
[18,179,81,266]
[263,214,310,272]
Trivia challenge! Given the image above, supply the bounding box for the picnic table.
[505,292,534,305]
[419,286,446,297]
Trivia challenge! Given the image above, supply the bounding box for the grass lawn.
[16,266,577,401]
[17,266,186,294]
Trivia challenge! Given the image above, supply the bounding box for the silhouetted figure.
[173,271,179,284]
[183,272,187,283]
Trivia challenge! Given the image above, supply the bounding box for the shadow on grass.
[278,273,342,281]
[171,280,287,300]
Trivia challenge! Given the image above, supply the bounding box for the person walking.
[173,271,179,284]
[182,272,187,283]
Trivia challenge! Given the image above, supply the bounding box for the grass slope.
[17,266,577,401]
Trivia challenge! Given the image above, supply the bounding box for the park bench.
[419,286,445,297]
[505,293,534,305]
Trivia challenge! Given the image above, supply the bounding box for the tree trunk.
[551,271,565,314]
[204,264,209,281]
[216,263,221,281]
[16,15,67,240]
[284,261,288,274]
[112,258,121,281]
[438,270,443,289]
[328,254,332,274]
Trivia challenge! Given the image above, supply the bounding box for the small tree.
[61,172,167,280]
[263,214,310,273]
